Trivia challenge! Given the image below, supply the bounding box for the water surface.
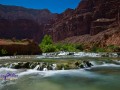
[0,55,120,90]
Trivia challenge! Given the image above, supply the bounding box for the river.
[0,55,120,90]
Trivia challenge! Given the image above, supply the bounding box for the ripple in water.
[0,58,120,90]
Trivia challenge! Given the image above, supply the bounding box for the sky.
[0,0,81,13]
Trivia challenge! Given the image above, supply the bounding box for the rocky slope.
[0,4,56,24]
[50,0,120,47]
[0,4,57,43]
[0,0,120,48]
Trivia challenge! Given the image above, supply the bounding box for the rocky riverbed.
[0,60,93,70]
[0,55,120,90]
[42,51,120,58]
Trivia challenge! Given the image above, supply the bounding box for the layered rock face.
[0,19,44,42]
[0,39,42,56]
[50,0,120,46]
[0,4,56,24]
[0,0,120,47]
[0,4,57,43]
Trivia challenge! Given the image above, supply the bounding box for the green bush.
[91,45,106,52]
[107,45,120,52]
[55,43,78,52]
[40,35,53,45]
[0,49,8,55]
[40,35,120,53]
[39,35,55,52]
[96,48,106,52]
[41,45,56,53]
[75,44,84,51]
[39,35,85,52]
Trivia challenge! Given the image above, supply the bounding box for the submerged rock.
[83,60,93,68]
[1,60,94,70]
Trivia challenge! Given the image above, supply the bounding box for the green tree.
[39,35,55,52]
[41,35,53,45]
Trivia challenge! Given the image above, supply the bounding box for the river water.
[0,55,120,90]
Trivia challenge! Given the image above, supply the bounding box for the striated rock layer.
[0,39,42,56]
[0,4,57,43]
[0,0,120,47]
[49,0,120,47]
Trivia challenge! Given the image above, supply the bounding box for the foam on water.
[0,56,11,60]
[0,68,17,73]
[0,62,120,80]
[92,63,120,68]
[16,69,101,79]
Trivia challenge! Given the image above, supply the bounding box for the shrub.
[39,35,55,52]
[40,35,120,53]
[91,45,106,52]
[55,43,78,52]
[75,44,84,51]
[39,35,85,52]
[0,49,8,55]
[42,45,56,53]
[40,35,53,45]
[107,45,120,52]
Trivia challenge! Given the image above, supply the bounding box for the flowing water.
[0,55,120,90]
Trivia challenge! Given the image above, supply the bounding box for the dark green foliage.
[39,35,120,53]
[42,45,56,53]
[75,44,84,51]
[55,43,78,52]
[39,35,55,52]
[91,44,120,52]
[91,45,106,52]
[39,35,83,52]
[107,45,120,52]
[40,35,53,45]
[0,49,8,55]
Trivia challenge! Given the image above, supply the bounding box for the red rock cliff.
[49,0,120,46]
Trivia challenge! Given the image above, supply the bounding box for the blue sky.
[0,0,81,13]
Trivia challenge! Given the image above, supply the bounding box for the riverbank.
[0,39,42,56]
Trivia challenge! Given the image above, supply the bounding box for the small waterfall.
[43,68,48,71]
[34,65,40,70]
[52,64,57,70]
[62,67,64,70]
[9,64,13,68]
